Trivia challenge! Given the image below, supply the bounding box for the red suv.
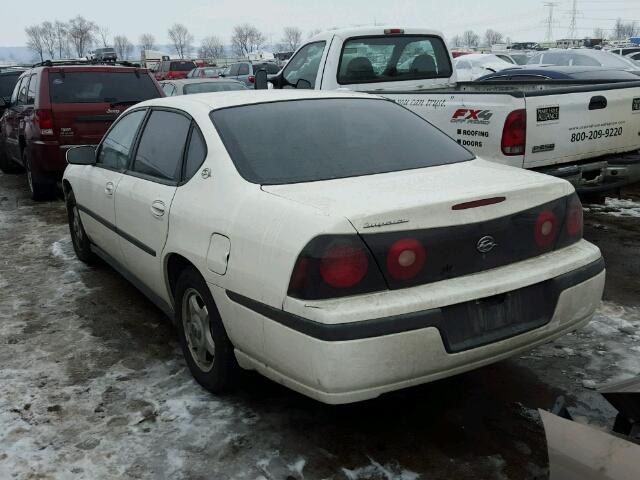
[0,62,164,200]
[154,60,198,81]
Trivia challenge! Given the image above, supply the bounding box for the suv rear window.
[211,98,473,185]
[338,35,452,84]
[49,71,159,104]
[170,61,196,71]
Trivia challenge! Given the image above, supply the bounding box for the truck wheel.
[24,149,55,201]
[65,190,97,264]
[175,267,238,393]
[0,145,23,174]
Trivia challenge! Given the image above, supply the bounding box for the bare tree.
[231,23,266,56]
[168,23,193,58]
[68,16,97,57]
[198,36,224,60]
[139,33,155,50]
[484,29,503,46]
[450,35,463,48]
[462,30,479,47]
[53,21,69,59]
[281,27,302,52]
[97,26,110,47]
[41,22,57,59]
[613,18,639,40]
[25,25,45,62]
[113,35,133,60]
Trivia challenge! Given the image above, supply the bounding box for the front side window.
[283,42,326,88]
[228,64,240,76]
[132,110,190,181]
[97,109,146,170]
[10,77,23,104]
[16,78,29,105]
[338,35,452,84]
[162,83,176,96]
[211,98,474,185]
[238,64,250,75]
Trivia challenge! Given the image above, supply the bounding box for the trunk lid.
[262,159,571,232]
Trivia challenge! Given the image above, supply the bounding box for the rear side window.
[211,98,474,185]
[97,110,146,170]
[17,78,28,105]
[27,75,37,104]
[132,110,190,181]
[0,73,21,98]
[170,61,196,71]
[338,35,452,84]
[49,72,159,104]
[184,126,207,180]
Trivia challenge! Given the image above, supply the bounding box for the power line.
[567,0,580,39]
[544,2,560,42]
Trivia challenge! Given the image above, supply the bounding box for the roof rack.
[32,59,142,68]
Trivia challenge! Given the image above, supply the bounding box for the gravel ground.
[0,172,638,480]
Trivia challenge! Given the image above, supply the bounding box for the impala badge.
[477,235,497,253]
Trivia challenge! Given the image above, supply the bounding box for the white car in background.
[62,90,605,404]
[527,49,640,72]
[454,54,514,81]
[160,78,248,96]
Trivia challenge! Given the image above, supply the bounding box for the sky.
[2,0,640,47]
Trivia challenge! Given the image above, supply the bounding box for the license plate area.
[438,281,553,353]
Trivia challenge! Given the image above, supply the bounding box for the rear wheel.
[24,149,55,201]
[175,267,237,393]
[65,190,97,264]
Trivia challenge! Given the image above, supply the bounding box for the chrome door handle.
[105,182,114,195]
[150,200,166,217]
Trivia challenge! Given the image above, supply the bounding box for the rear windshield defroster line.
[210,98,474,185]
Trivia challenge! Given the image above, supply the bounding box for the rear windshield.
[170,61,196,71]
[211,98,473,185]
[338,35,452,84]
[184,82,247,94]
[49,71,159,104]
[0,73,21,98]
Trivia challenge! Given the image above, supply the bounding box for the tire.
[24,149,55,201]
[175,267,237,393]
[0,144,23,174]
[65,190,97,264]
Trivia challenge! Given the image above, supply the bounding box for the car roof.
[477,65,639,80]
[135,90,374,113]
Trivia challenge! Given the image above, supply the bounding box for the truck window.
[283,41,326,88]
[49,72,159,104]
[337,35,452,84]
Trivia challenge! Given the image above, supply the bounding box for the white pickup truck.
[261,27,640,194]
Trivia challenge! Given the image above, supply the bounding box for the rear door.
[114,108,191,297]
[73,109,147,262]
[523,83,640,168]
[47,68,160,146]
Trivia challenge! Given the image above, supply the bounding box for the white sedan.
[62,90,605,404]
[454,54,515,81]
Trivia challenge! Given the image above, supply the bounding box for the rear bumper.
[30,141,92,177]
[221,241,605,404]
[536,151,640,195]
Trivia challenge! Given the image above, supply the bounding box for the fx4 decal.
[451,109,493,125]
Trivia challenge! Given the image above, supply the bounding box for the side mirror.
[66,145,96,165]
[254,69,268,90]
[295,78,312,89]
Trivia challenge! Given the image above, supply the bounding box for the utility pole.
[567,0,579,39]
[544,2,559,43]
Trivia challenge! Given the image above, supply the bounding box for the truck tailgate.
[524,83,640,169]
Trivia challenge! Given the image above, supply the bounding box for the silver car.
[528,49,640,71]
[160,78,248,96]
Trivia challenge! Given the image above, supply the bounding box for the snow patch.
[586,197,640,218]
[342,458,420,480]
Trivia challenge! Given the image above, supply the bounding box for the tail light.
[534,211,559,248]
[386,239,426,280]
[34,109,54,135]
[501,109,526,156]
[248,75,255,84]
[288,235,386,300]
[565,195,583,237]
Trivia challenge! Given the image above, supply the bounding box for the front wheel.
[175,267,237,393]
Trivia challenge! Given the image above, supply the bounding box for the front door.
[73,109,147,262]
[114,108,191,298]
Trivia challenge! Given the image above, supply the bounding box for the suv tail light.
[248,75,256,84]
[501,109,526,156]
[288,235,386,300]
[35,109,54,135]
